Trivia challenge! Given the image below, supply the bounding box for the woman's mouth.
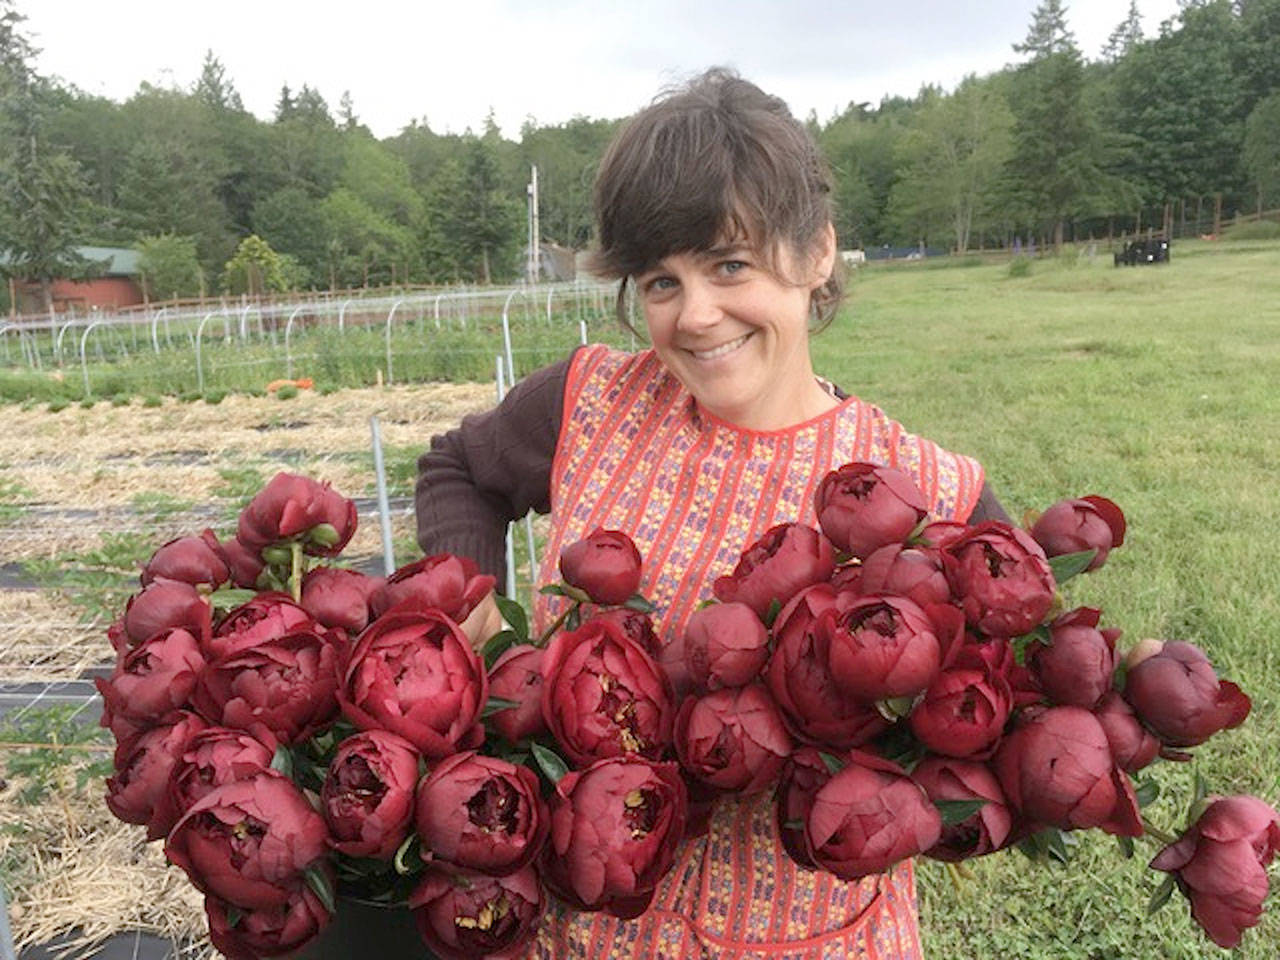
[688,333,751,361]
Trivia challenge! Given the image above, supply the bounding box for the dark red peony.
[207,592,319,661]
[339,602,487,758]
[1030,495,1126,572]
[541,756,687,918]
[822,595,963,702]
[165,769,329,911]
[415,751,549,875]
[992,705,1142,836]
[558,528,643,606]
[485,644,547,743]
[371,553,495,622]
[1025,607,1119,709]
[321,730,421,860]
[206,885,332,959]
[1093,691,1160,773]
[105,710,208,840]
[220,535,267,590]
[96,627,206,728]
[674,683,792,794]
[161,726,277,838]
[813,462,928,559]
[237,472,358,558]
[766,585,889,749]
[301,566,383,635]
[804,750,942,881]
[663,601,769,697]
[852,543,951,608]
[194,627,340,745]
[775,747,833,869]
[1122,640,1251,749]
[908,662,1012,759]
[540,616,674,766]
[140,529,229,589]
[911,756,1013,862]
[1149,795,1280,949]
[113,579,212,651]
[408,864,544,960]
[942,522,1056,638]
[712,522,834,620]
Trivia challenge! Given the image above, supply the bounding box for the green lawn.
[814,242,1280,958]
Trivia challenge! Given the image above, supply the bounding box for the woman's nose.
[675,279,722,333]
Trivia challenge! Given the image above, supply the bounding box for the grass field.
[820,241,1280,958]
[2,239,1277,957]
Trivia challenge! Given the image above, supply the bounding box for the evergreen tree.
[0,0,93,312]
[274,84,295,122]
[1101,0,1144,62]
[1013,0,1076,57]
[193,50,243,113]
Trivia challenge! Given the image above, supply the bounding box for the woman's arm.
[414,353,576,589]
[968,482,1012,525]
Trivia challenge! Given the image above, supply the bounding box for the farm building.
[5,245,145,316]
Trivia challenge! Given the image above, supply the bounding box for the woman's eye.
[645,276,677,294]
[720,260,749,276]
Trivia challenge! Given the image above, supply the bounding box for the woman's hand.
[458,591,504,652]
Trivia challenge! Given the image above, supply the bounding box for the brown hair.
[589,67,844,330]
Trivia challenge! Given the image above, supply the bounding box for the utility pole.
[526,165,541,284]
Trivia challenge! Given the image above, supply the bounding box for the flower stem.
[1142,818,1179,846]
[537,600,581,646]
[290,540,303,604]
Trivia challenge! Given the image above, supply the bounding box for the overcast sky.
[23,0,1184,139]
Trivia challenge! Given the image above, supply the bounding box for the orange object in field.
[266,378,315,392]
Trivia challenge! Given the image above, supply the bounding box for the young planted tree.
[135,233,204,300]
[222,234,288,296]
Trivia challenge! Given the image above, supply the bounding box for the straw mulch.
[0,772,211,959]
[0,591,107,683]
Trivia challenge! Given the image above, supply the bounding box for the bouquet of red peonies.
[98,468,1278,958]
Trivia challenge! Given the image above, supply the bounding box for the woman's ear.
[808,222,838,290]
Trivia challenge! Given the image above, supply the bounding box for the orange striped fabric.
[527,345,984,959]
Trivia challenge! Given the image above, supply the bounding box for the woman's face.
[635,226,836,431]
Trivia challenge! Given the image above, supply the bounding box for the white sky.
[23,0,1185,139]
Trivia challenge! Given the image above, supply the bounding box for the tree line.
[2,0,1279,309]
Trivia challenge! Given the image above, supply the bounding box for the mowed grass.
[813,242,1280,958]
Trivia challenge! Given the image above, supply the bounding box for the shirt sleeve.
[414,351,577,588]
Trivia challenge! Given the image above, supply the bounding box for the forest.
[1,0,1279,304]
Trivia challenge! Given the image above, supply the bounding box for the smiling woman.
[416,67,1006,960]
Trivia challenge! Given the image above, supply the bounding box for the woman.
[417,68,1007,960]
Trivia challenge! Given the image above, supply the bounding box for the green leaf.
[764,598,783,628]
[1116,834,1135,859]
[225,905,243,929]
[1044,828,1076,865]
[539,584,568,597]
[1147,873,1177,915]
[304,864,337,913]
[934,798,987,826]
[482,630,519,670]
[1191,772,1209,807]
[213,587,258,609]
[818,751,845,775]
[530,742,570,784]
[495,595,529,642]
[270,745,293,778]
[480,696,521,719]
[1047,549,1097,585]
[1135,778,1160,808]
[623,594,655,614]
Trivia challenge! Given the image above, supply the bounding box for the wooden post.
[7,276,15,320]
[1213,193,1223,236]
[1196,196,1203,234]
[1163,202,1173,239]
[1180,198,1186,237]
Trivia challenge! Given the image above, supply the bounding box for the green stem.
[1142,818,1179,847]
[290,540,303,604]
[537,599,581,646]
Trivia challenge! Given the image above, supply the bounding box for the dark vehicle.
[1114,236,1171,266]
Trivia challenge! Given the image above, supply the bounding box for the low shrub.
[1008,256,1033,278]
